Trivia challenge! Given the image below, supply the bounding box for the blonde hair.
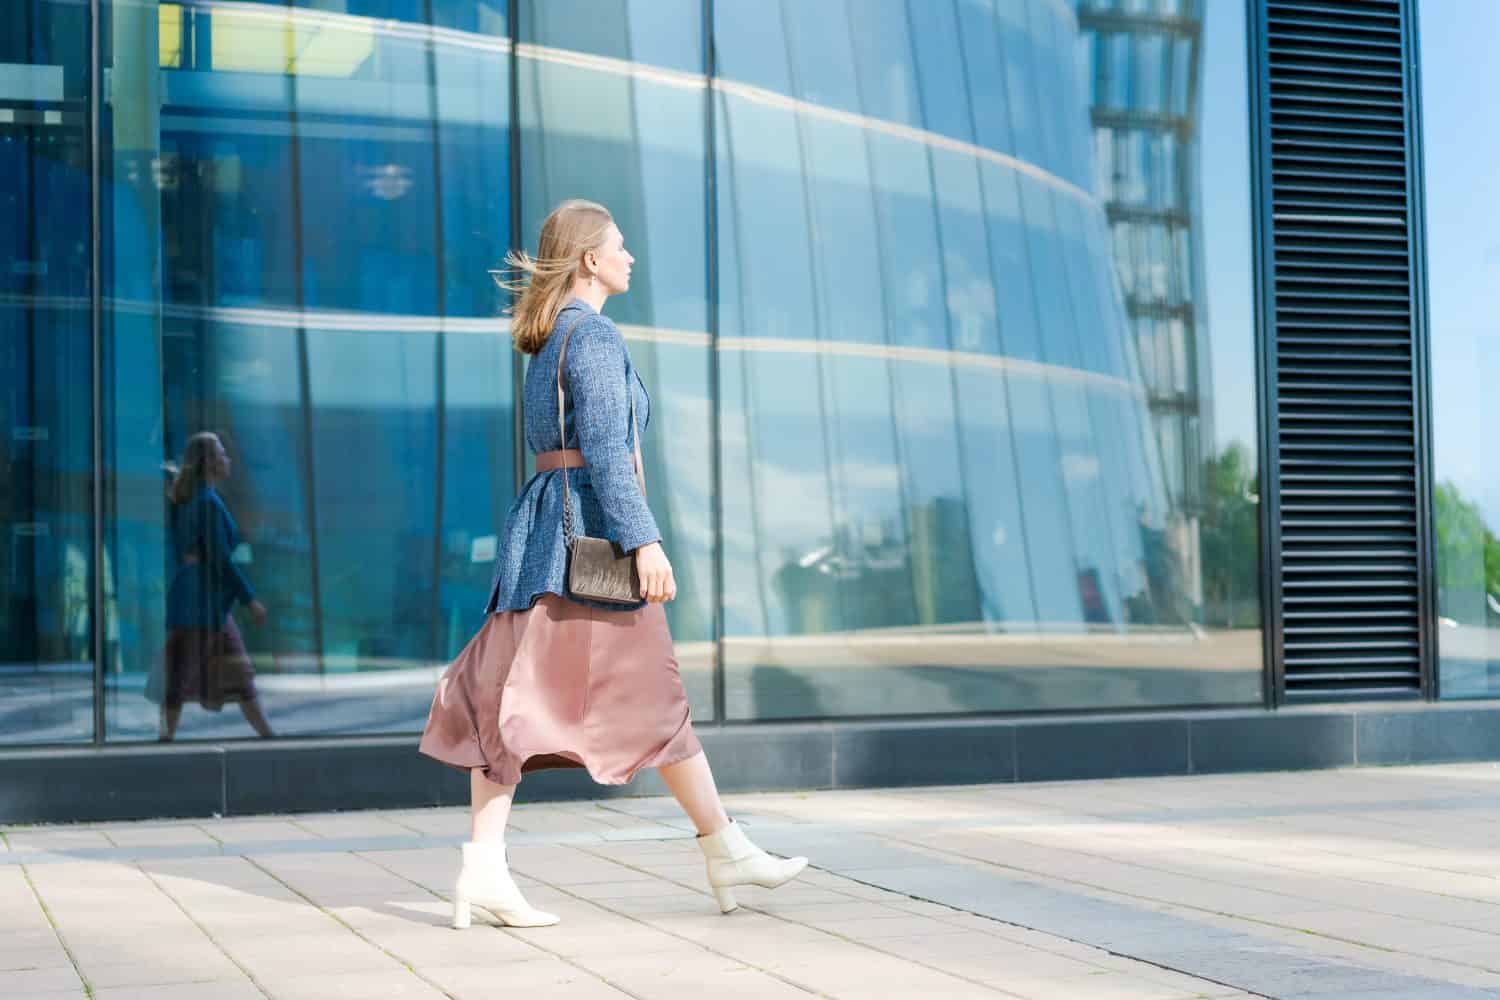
[165,432,222,505]
[498,199,614,355]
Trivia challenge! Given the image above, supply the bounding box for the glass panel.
[1423,1,1500,697]
[101,1,512,740]
[716,0,1262,718]
[0,0,95,744]
[518,0,715,718]
[522,0,701,72]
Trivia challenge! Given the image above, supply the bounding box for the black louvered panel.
[1266,0,1423,699]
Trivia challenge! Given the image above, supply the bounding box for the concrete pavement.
[4,762,1500,998]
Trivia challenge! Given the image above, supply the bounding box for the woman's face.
[210,438,231,480]
[587,223,634,295]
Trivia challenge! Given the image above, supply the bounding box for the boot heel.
[451,891,472,930]
[713,886,738,913]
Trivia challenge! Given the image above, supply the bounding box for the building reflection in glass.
[1422,0,1500,698]
[3,0,1264,743]
[1,0,96,744]
[713,0,1262,718]
[516,0,717,716]
[100,1,515,739]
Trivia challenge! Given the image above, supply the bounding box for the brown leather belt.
[536,448,585,471]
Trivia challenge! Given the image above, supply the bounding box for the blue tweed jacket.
[166,487,255,629]
[485,299,660,613]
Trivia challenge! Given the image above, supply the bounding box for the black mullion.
[704,0,725,727]
[1250,0,1287,707]
[285,0,326,679]
[509,0,525,496]
[90,0,105,744]
[1402,0,1437,700]
[423,0,449,661]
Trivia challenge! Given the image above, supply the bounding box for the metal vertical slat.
[1264,0,1425,700]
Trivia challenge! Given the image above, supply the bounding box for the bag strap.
[555,310,645,546]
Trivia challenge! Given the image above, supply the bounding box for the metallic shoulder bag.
[555,315,646,605]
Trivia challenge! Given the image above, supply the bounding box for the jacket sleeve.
[564,315,661,553]
[208,494,256,607]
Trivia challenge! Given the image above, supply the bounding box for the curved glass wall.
[2,0,1261,744]
[716,0,1261,717]
[1423,0,1500,698]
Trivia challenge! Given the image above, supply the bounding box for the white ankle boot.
[451,841,559,929]
[697,820,808,913]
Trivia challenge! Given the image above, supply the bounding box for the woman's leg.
[471,768,515,842]
[239,697,274,738]
[160,704,182,741]
[665,750,805,913]
[658,751,730,835]
[453,769,556,928]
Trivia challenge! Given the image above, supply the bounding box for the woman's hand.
[248,600,269,627]
[634,541,676,603]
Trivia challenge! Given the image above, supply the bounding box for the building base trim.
[5,701,1499,824]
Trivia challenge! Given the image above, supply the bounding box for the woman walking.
[160,432,274,740]
[420,199,805,929]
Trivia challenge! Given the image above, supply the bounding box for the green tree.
[1199,441,1261,628]
[1433,480,1500,622]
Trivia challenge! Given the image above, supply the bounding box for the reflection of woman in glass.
[161,432,273,740]
[421,200,806,930]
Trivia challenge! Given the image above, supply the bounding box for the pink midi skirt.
[419,594,702,786]
[163,617,257,711]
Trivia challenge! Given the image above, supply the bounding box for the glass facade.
[1424,1,1500,698]
[715,0,1260,718]
[2,0,95,744]
[2,0,1261,746]
[97,1,514,740]
[518,0,716,715]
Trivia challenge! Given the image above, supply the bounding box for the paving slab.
[7,763,1500,997]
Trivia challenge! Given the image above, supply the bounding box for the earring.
[589,274,596,288]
